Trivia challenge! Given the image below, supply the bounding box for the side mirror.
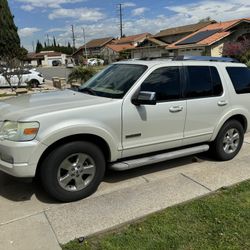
[132,91,157,106]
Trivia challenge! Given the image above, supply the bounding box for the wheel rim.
[223,128,240,154]
[57,153,96,192]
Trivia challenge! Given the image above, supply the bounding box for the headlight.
[0,121,39,141]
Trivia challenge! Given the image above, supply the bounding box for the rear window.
[226,67,250,94]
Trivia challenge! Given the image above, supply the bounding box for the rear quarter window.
[226,67,250,94]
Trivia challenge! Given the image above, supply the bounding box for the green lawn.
[63,180,250,250]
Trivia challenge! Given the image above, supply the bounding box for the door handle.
[169,106,183,113]
[218,100,228,107]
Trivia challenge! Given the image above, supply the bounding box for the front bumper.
[0,139,47,177]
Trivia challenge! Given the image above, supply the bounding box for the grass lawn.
[63,180,250,250]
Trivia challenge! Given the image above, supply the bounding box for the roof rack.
[138,56,174,61]
[173,55,239,63]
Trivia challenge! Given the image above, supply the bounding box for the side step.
[110,145,209,171]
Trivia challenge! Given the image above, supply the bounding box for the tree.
[35,40,43,53]
[0,0,21,58]
[223,39,250,63]
[53,36,57,47]
[199,17,212,23]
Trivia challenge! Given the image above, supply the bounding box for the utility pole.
[118,3,123,38]
[71,25,76,53]
[82,27,88,60]
[32,41,35,52]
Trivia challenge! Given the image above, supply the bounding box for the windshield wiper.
[79,87,96,96]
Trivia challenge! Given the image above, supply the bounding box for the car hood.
[0,89,113,121]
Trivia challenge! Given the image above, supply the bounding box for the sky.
[8,0,250,52]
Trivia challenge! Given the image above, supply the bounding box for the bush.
[68,66,97,84]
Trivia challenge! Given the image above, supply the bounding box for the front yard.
[63,180,250,250]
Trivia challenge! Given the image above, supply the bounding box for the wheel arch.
[36,134,112,177]
[211,113,248,141]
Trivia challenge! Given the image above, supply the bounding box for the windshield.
[79,64,148,98]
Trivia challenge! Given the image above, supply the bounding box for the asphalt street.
[37,66,73,81]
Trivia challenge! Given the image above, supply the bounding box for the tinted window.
[186,66,213,98]
[226,67,250,94]
[210,66,223,96]
[141,67,181,101]
[186,66,223,98]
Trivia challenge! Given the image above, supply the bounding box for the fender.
[36,120,122,162]
[211,107,249,141]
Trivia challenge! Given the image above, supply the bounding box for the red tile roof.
[106,44,135,52]
[168,18,250,49]
[114,33,151,44]
[154,21,215,38]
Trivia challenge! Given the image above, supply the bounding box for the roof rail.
[138,56,174,61]
[173,55,239,63]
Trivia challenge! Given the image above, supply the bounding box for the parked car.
[52,60,62,67]
[0,56,249,202]
[0,69,45,87]
[87,58,104,66]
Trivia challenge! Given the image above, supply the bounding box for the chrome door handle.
[218,100,228,106]
[169,106,183,113]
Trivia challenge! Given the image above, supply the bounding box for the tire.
[40,141,106,202]
[211,120,244,161]
[30,79,39,88]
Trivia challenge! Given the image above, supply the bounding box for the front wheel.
[40,141,105,202]
[211,120,244,161]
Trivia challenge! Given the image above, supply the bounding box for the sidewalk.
[1,134,250,249]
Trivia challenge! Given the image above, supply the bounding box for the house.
[72,37,114,62]
[102,33,151,62]
[130,21,215,59]
[154,21,215,44]
[25,51,68,66]
[102,44,135,63]
[130,36,168,59]
[167,18,250,56]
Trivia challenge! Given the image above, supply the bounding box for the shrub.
[68,66,97,84]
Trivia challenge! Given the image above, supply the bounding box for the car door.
[122,65,187,158]
[183,64,229,145]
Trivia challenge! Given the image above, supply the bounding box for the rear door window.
[185,66,223,98]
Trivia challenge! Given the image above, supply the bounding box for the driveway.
[1,134,250,250]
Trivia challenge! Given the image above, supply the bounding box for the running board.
[110,145,209,171]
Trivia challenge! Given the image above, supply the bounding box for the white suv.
[0,56,249,202]
[0,69,45,87]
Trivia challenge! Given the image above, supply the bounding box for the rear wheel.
[40,141,105,202]
[211,120,244,161]
[30,79,39,88]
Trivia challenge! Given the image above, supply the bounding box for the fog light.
[1,153,14,164]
